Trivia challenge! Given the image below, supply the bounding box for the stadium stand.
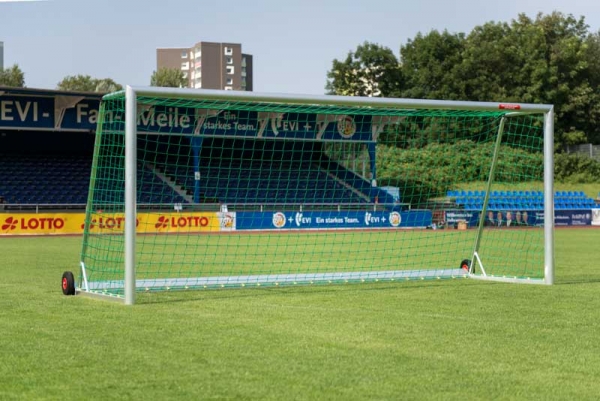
[0,135,386,208]
[0,154,188,207]
[163,159,369,205]
[157,137,379,206]
[447,190,597,210]
[0,154,91,205]
[2,146,595,210]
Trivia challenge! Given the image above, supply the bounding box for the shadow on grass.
[135,278,494,306]
[555,277,600,285]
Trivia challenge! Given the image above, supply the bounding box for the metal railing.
[0,203,86,213]
[0,202,410,214]
[565,143,600,161]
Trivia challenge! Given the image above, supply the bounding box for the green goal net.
[78,88,554,304]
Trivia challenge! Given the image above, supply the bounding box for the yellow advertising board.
[0,212,222,236]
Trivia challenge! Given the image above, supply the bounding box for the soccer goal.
[67,86,554,304]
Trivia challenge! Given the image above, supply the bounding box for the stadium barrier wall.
[2,209,598,236]
[0,210,430,235]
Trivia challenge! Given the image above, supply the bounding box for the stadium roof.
[0,86,104,100]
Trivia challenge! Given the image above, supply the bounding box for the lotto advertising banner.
[0,214,79,235]
[0,212,224,235]
[235,210,432,230]
[147,213,221,233]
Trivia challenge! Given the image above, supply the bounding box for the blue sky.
[1,0,599,94]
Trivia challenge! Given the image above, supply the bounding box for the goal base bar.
[468,273,549,285]
[83,268,468,293]
[75,289,127,303]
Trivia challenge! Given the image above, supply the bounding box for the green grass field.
[1,229,600,400]
[82,227,545,295]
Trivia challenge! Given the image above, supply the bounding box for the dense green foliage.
[0,64,25,87]
[376,141,545,203]
[555,153,600,183]
[376,140,600,198]
[326,12,600,148]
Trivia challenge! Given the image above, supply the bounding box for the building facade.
[0,41,4,71]
[157,42,252,91]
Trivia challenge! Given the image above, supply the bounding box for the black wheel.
[460,259,472,273]
[61,271,76,296]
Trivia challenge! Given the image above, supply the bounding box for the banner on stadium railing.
[444,210,542,227]
[235,210,432,230]
[0,91,389,142]
[444,209,594,227]
[592,209,600,226]
[0,94,101,131]
[553,210,593,226]
[0,212,225,235]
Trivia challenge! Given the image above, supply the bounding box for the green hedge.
[376,141,600,204]
[554,153,600,183]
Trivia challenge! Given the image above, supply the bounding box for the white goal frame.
[98,86,555,305]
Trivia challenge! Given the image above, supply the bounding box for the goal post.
[78,86,554,305]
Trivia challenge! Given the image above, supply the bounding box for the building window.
[195,48,202,58]
[226,66,234,74]
[226,78,233,85]
[181,51,188,58]
[224,46,233,55]
[181,62,189,70]
[226,57,233,64]
[224,86,233,90]
[182,72,188,78]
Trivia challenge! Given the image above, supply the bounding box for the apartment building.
[0,41,4,70]
[157,41,253,91]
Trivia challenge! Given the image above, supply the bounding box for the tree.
[325,42,403,97]
[399,30,466,100]
[326,11,600,147]
[456,12,600,148]
[0,64,25,88]
[57,75,97,91]
[56,75,123,92]
[150,68,187,88]
[94,78,123,93]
